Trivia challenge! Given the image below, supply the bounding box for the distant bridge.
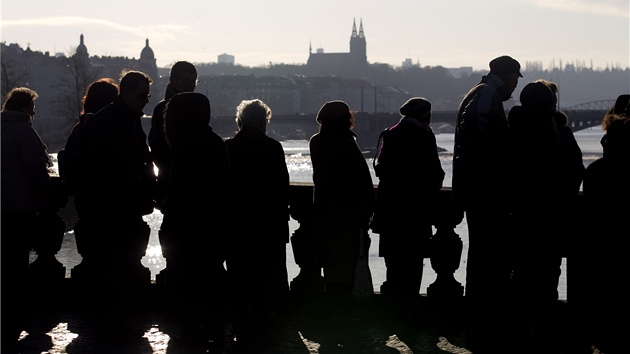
[207,100,609,150]
[561,99,615,132]
[131,99,613,153]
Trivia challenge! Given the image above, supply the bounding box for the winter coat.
[159,122,231,261]
[77,96,156,218]
[453,73,511,210]
[507,105,581,214]
[371,116,444,246]
[1,110,51,212]
[224,126,290,246]
[309,125,375,228]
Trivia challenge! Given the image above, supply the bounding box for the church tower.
[138,38,159,108]
[139,38,157,72]
[75,33,89,63]
[306,18,367,78]
[350,18,367,64]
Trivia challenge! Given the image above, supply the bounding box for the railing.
[30,178,593,303]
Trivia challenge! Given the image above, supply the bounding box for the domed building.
[139,38,158,81]
[138,38,160,107]
[75,34,89,63]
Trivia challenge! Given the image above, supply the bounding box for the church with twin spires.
[306,18,368,78]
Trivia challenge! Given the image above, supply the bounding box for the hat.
[316,100,351,124]
[489,55,523,78]
[400,97,431,121]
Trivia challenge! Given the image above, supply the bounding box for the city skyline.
[2,0,628,71]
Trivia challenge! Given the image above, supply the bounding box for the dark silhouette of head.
[608,94,630,116]
[169,61,198,93]
[2,87,38,117]
[400,97,432,123]
[235,98,272,132]
[164,92,211,148]
[520,81,556,114]
[490,55,522,101]
[601,114,630,160]
[489,55,523,79]
[119,70,152,113]
[316,100,354,129]
[82,78,119,115]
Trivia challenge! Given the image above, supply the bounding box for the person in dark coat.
[452,55,522,304]
[74,71,156,341]
[59,78,120,297]
[507,81,583,321]
[309,100,376,305]
[159,92,231,345]
[580,95,630,354]
[224,99,291,339]
[452,56,522,352]
[148,61,198,212]
[58,78,119,194]
[371,97,444,301]
[1,87,51,352]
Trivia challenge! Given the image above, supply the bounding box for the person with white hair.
[224,99,291,338]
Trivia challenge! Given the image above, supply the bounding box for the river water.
[50,128,605,300]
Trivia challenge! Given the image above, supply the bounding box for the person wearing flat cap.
[370,97,445,301]
[452,55,522,316]
[309,100,376,304]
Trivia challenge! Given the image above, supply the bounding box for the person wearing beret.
[370,97,445,302]
[309,100,376,306]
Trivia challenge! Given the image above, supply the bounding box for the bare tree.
[54,47,103,120]
[1,43,29,98]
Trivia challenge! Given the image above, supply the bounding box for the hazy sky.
[1,0,628,71]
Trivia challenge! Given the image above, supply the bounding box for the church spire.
[359,18,364,38]
[352,18,358,38]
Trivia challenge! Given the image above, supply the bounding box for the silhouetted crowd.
[2,56,628,354]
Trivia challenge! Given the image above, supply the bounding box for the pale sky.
[1,0,628,71]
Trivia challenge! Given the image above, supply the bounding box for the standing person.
[452,55,521,352]
[1,87,52,353]
[159,92,231,347]
[506,81,583,325]
[224,99,291,335]
[371,97,444,302]
[59,78,119,289]
[58,78,119,194]
[452,55,522,303]
[148,61,198,211]
[580,95,630,354]
[309,100,375,307]
[76,70,156,341]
